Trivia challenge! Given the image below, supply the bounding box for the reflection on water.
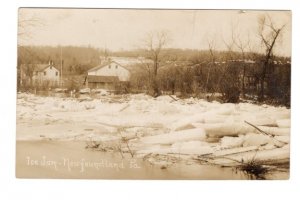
[16,141,252,179]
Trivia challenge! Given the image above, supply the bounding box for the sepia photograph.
[16,8,291,180]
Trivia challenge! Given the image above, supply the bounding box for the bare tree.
[137,57,152,90]
[205,36,217,94]
[18,11,44,44]
[222,24,237,61]
[18,11,44,89]
[142,31,171,96]
[234,32,252,98]
[257,14,286,101]
[220,28,242,103]
[18,46,39,88]
[24,63,37,86]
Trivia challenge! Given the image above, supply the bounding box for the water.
[16,93,289,180]
[16,140,250,179]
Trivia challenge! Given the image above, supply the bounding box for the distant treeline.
[17,45,290,72]
[18,46,102,75]
[111,48,290,63]
[17,45,291,106]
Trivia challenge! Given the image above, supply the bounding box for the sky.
[18,8,291,56]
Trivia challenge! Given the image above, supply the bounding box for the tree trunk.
[242,65,246,98]
[151,57,160,97]
[151,77,160,97]
[259,59,268,102]
[204,63,212,93]
[259,74,266,101]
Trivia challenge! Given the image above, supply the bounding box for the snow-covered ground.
[16,92,290,167]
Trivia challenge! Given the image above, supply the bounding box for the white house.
[87,61,130,81]
[85,61,130,89]
[20,62,60,87]
[32,63,60,85]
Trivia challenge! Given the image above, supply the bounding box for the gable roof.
[88,61,130,72]
[20,64,59,72]
[34,64,49,71]
[86,75,119,83]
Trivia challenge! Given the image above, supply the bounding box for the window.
[115,65,118,69]
[50,66,52,69]
[56,72,58,76]
[108,65,111,69]
[44,71,46,76]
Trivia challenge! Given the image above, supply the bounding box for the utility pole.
[60,46,63,87]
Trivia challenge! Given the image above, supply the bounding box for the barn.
[84,61,130,90]
[85,75,119,90]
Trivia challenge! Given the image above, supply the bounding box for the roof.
[86,75,119,83]
[88,61,130,72]
[87,61,110,72]
[36,64,52,72]
[20,64,59,72]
